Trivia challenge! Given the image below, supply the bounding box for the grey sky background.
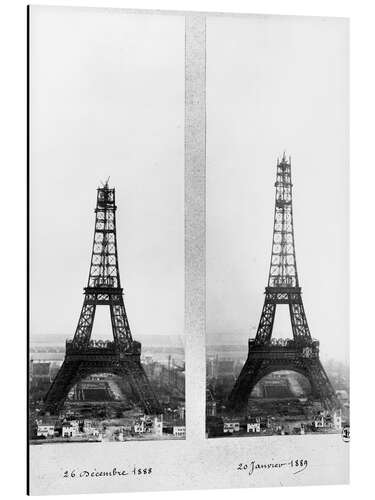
[206,15,349,362]
[30,7,184,339]
[29,8,349,360]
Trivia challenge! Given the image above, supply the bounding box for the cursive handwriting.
[63,466,152,479]
[237,458,308,476]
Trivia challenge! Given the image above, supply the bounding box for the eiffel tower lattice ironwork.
[44,182,162,415]
[228,154,339,412]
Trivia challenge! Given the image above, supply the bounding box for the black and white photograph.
[206,15,349,439]
[29,7,185,446]
[26,4,350,496]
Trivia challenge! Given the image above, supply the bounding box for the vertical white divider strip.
[185,14,206,442]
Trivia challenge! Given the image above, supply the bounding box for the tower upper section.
[87,181,121,290]
[267,153,299,289]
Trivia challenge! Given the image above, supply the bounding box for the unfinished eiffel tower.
[228,154,339,412]
[44,182,162,415]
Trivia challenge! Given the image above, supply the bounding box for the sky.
[206,15,349,362]
[29,7,184,339]
[29,8,349,361]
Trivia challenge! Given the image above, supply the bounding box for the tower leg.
[44,360,82,413]
[303,359,340,411]
[227,359,264,412]
[121,359,162,414]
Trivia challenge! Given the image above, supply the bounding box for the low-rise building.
[133,416,153,435]
[173,426,186,437]
[223,422,240,434]
[313,410,342,431]
[133,421,146,434]
[153,416,163,436]
[313,414,325,429]
[81,420,100,437]
[36,421,55,438]
[247,422,261,433]
[332,411,342,430]
[62,420,80,438]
